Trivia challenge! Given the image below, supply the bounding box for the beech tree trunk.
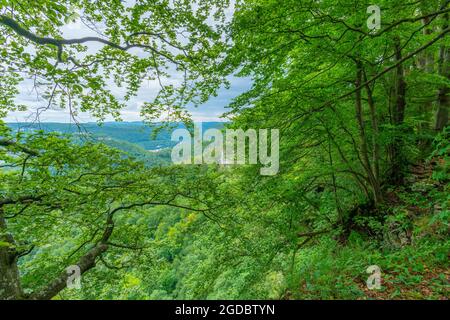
[30,243,108,300]
[389,37,407,186]
[355,61,383,205]
[434,13,449,131]
[0,208,23,300]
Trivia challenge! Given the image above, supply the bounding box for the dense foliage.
[0,0,448,300]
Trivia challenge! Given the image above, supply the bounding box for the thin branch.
[0,139,39,156]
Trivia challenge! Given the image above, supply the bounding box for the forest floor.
[358,267,449,300]
[291,160,449,300]
[356,161,448,299]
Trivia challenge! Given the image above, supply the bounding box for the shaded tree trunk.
[0,208,23,300]
[29,211,116,300]
[355,61,383,205]
[389,37,407,185]
[417,15,435,150]
[30,243,108,300]
[434,13,449,131]
[364,71,381,183]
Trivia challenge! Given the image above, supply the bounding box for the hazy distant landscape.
[6,122,226,166]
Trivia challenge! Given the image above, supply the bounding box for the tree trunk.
[30,243,108,300]
[364,71,381,183]
[355,61,383,205]
[389,37,407,185]
[0,208,23,300]
[434,13,449,131]
[417,15,435,149]
[29,213,114,300]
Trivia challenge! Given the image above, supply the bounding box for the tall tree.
[223,0,449,220]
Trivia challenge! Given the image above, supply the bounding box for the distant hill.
[7,122,226,150]
[6,122,226,166]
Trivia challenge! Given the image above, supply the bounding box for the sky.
[4,3,250,123]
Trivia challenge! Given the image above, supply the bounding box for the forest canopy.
[0,0,449,300]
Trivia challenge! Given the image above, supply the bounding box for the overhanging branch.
[0,139,39,156]
[0,15,181,65]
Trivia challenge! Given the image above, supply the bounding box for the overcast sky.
[5,5,249,123]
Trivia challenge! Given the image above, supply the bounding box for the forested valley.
[0,0,449,300]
